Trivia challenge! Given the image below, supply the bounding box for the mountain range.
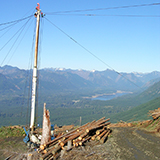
[0,65,160,126]
[0,65,160,98]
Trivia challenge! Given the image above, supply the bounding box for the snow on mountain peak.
[91,69,96,72]
[132,72,145,77]
[55,68,65,71]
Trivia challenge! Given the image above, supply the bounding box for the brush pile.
[149,108,160,120]
[38,117,111,160]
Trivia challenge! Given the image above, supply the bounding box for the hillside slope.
[110,80,160,122]
[111,97,160,123]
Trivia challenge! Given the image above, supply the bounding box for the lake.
[92,93,128,101]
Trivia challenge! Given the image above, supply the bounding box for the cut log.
[78,132,88,141]
[100,130,111,143]
[96,128,105,135]
[40,143,59,160]
[94,117,106,124]
[97,130,108,140]
[60,131,83,147]
[41,103,51,146]
[67,140,72,150]
[149,108,160,120]
[52,145,61,155]
[39,117,111,157]
[42,121,92,150]
[79,136,91,146]
[39,153,53,160]
[152,112,160,120]
[42,143,59,154]
[86,122,110,133]
[91,134,97,141]
[97,118,110,125]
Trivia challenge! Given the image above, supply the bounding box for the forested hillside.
[0,65,160,126]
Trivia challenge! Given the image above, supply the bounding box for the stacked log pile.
[148,108,160,132]
[110,122,134,127]
[38,117,111,160]
[54,125,74,133]
[149,108,160,120]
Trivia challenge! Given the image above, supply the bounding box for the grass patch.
[0,126,25,138]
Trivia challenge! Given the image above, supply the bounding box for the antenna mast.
[30,3,41,131]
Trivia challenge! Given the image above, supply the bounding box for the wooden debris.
[96,128,105,135]
[149,108,160,120]
[97,130,108,140]
[85,151,96,158]
[91,134,98,141]
[100,130,111,144]
[79,136,91,146]
[41,103,51,146]
[39,117,111,159]
[54,125,74,132]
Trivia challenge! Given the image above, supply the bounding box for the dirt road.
[63,127,160,160]
[104,127,160,160]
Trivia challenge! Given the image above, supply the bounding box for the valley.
[0,66,160,159]
[0,65,160,127]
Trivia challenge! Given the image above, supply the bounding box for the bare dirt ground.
[0,127,160,160]
[61,127,160,160]
[106,127,160,160]
[0,137,29,160]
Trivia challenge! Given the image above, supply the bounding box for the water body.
[92,92,128,101]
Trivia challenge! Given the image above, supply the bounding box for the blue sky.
[0,0,160,73]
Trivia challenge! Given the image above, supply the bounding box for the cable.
[0,15,33,26]
[26,19,37,127]
[0,17,33,66]
[0,22,18,32]
[0,16,33,52]
[45,3,160,15]
[48,14,160,17]
[0,15,33,38]
[23,17,37,126]
[44,17,143,90]
[7,18,34,65]
[0,23,18,39]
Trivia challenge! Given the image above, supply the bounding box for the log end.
[40,145,45,150]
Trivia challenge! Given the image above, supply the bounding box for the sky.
[0,0,160,73]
